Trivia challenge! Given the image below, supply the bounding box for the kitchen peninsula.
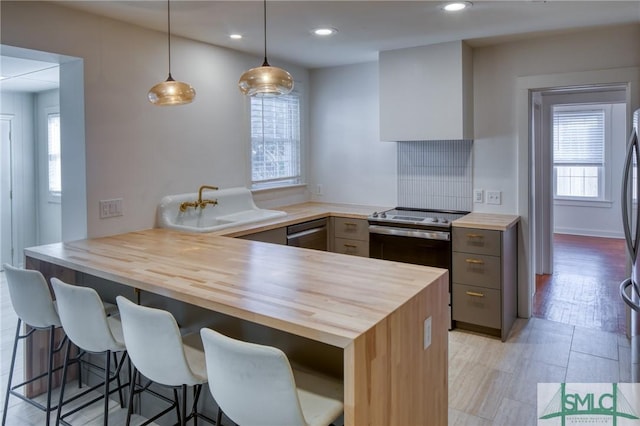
[24,223,449,425]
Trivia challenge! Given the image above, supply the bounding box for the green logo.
[538,383,640,425]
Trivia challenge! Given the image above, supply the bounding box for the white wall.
[1,1,310,238]
[309,62,396,207]
[0,92,37,266]
[474,24,640,215]
[35,89,62,244]
[553,103,627,238]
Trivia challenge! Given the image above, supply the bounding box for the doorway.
[532,84,629,332]
[1,45,88,266]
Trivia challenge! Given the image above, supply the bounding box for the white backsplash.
[397,140,473,211]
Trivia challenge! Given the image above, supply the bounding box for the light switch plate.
[473,189,484,203]
[424,316,432,349]
[99,198,123,219]
[487,191,502,205]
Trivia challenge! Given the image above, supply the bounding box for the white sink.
[157,187,286,233]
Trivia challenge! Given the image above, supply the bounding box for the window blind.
[553,108,605,166]
[47,113,61,195]
[250,93,300,184]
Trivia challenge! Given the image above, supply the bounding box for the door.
[1,116,13,268]
[621,114,640,381]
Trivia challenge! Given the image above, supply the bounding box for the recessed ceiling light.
[443,2,472,12]
[229,34,243,40]
[312,28,337,37]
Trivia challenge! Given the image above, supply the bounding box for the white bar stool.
[116,296,217,425]
[2,264,67,426]
[51,278,129,426]
[200,327,344,426]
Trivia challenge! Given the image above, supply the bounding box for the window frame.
[552,103,612,204]
[249,90,304,191]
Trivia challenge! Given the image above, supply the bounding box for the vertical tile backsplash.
[398,140,473,211]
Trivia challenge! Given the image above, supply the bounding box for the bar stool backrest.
[200,327,308,426]
[3,264,60,329]
[116,296,203,387]
[50,278,123,353]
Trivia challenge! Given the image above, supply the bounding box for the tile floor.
[1,266,635,425]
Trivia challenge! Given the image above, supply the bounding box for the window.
[250,93,301,188]
[47,113,61,199]
[553,106,608,200]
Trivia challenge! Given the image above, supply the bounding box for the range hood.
[379,40,473,142]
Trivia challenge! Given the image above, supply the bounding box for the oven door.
[368,225,451,268]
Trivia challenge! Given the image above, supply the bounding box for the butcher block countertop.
[215,201,388,237]
[452,212,520,231]
[24,201,450,425]
[24,227,444,348]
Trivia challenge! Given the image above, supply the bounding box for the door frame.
[0,114,15,267]
[516,67,640,318]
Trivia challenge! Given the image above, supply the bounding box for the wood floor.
[533,233,628,334]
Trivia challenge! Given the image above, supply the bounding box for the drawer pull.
[465,258,485,265]
[343,244,357,248]
[467,233,484,239]
[465,291,485,298]
[344,222,358,227]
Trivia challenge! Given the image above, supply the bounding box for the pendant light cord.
[167,0,174,80]
[262,0,270,67]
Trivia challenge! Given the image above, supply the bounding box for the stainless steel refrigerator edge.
[621,108,640,382]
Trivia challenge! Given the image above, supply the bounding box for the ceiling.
[1,1,639,92]
[0,56,59,93]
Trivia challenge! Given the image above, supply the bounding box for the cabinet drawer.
[334,238,369,257]
[452,284,501,329]
[452,228,500,256]
[452,252,501,289]
[333,217,368,241]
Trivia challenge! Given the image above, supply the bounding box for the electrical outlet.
[423,316,432,349]
[99,198,123,219]
[486,191,502,205]
[473,189,484,203]
[316,184,323,196]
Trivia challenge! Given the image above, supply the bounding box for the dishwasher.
[286,218,328,251]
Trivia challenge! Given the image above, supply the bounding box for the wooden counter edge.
[452,213,520,231]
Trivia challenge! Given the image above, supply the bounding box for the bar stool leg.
[2,319,22,426]
[125,368,137,426]
[55,339,72,426]
[45,325,56,426]
[103,350,111,426]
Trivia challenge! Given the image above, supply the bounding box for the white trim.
[0,114,15,266]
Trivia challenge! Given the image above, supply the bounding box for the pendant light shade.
[238,63,294,97]
[148,0,195,106]
[238,0,293,97]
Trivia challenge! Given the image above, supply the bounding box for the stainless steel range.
[368,207,470,328]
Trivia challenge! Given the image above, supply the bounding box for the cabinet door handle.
[343,244,357,249]
[465,258,484,265]
[467,233,484,239]
[466,291,485,297]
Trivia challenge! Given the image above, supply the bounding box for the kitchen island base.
[24,228,449,425]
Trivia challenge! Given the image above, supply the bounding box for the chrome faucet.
[179,185,219,212]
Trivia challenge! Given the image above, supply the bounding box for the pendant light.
[238,0,294,97]
[148,0,195,106]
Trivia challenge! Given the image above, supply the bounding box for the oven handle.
[368,225,450,241]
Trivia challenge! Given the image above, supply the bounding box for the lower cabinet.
[237,227,287,245]
[452,225,517,341]
[329,217,369,257]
